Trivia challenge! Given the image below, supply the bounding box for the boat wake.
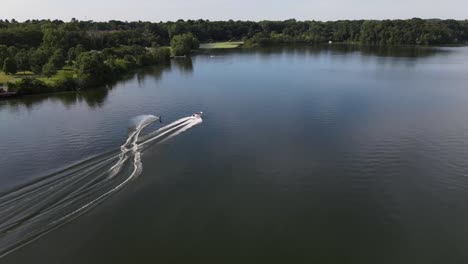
[0,114,203,258]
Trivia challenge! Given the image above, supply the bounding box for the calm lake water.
[1,45,468,263]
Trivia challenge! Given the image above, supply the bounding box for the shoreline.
[1,43,466,100]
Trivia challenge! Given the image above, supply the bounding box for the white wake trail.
[108,115,159,178]
[50,114,203,229]
[139,116,202,148]
[159,117,203,144]
[0,113,202,258]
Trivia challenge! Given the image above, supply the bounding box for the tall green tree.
[49,49,66,69]
[75,51,110,87]
[42,61,57,77]
[3,57,17,74]
[67,47,75,65]
[0,45,8,66]
[74,44,85,58]
[30,47,49,74]
[170,33,199,56]
[42,25,66,51]
[7,46,17,58]
[15,49,31,73]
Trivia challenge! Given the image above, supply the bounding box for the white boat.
[192,112,203,118]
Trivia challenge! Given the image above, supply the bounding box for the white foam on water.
[108,115,159,179]
[158,117,203,144]
[0,113,202,258]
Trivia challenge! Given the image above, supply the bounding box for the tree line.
[0,18,467,94]
[1,18,467,49]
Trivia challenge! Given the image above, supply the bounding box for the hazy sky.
[3,0,467,22]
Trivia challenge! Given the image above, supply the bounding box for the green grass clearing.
[200,41,244,49]
[0,72,13,84]
[0,68,75,87]
[0,71,36,85]
[38,69,76,85]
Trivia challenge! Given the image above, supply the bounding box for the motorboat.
[192,112,203,118]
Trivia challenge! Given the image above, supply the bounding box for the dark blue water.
[1,46,468,263]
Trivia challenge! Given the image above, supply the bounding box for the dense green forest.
[0,18,467,95]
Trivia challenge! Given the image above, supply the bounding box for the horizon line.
[1,17,467,24]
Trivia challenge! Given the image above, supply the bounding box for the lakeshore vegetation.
[0,18,467,95]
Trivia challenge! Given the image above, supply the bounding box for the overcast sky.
[2,0,467,22]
